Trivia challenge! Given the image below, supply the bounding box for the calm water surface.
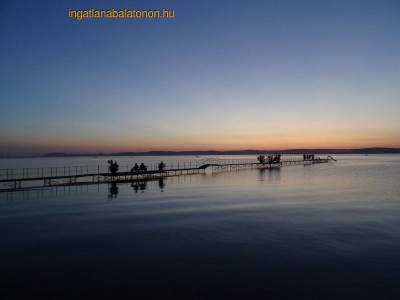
[1,155,399,299]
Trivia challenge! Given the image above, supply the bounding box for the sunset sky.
[1,0,399,156]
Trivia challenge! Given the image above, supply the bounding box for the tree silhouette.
[257,156,266,164]
[108,160,119,175]
[158,161,166,171]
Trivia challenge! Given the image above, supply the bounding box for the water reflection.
[258,168,281,183]
[2,156,400,299]
[131,181,147,193]
[158,178,165,192]
[108,182,118,199]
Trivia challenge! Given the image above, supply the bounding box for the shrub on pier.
[108,160,119,175]
[257,156,266,164]
[158,161,166,171]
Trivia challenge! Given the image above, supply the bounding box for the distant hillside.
[43,148,400,157]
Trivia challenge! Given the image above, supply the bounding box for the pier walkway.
[0,156,336,191]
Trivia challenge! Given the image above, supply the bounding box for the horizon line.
[2,147,400,158]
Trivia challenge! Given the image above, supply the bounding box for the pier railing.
[0,165,105,181]
[0,156,334,182]
[196,156,311,168]
[0,161,198,181]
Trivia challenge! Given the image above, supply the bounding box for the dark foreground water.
[1,155,400,299]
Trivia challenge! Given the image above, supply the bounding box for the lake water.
[1,155,399,299]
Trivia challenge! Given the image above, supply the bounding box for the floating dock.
[0,156,336,191]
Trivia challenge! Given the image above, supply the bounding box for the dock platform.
[0,156,336,191]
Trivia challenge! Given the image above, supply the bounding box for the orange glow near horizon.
[2,131,399,156]
[1,122,399,156]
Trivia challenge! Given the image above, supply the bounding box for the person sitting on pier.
[139,163,147,172]
[131,163,139,173]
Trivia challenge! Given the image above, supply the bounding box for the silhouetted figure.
[303,154,306,161]
[131,163,139,173]
[139,163,147,171]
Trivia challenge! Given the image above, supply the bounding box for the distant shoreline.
[40,147,400,157]
[1,147,399,158]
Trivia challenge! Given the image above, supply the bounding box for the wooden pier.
[0,156,336,191]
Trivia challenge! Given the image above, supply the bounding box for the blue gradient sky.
[1,0,399,156]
